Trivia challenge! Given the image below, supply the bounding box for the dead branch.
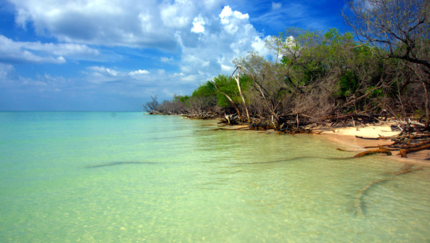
[353,148,392,158]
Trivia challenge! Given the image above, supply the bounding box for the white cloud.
[160,0,193,29]
[178,6,278,84]
[5,1,281,99]
[0,63,69,93]
[251,36,274,58]
[87,66,118,76]
[221,64,234,72]
[191,14,206,34]
[0,35,100,64]
[85,66,120,83]
[7,0,227,51]
[129,69,150,75]
[272,2,282,10]
[0,35,65,64]
[219,6,249,25]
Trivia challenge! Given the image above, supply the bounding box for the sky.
[0,0,350,111]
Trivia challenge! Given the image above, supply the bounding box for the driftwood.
[353,148,392,158]
[355,135,388,140]
[364,142,396,149]
[399,143,430,158]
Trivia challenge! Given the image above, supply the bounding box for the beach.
[319,122,430,166]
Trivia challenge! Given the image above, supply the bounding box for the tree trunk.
[233,74,250,123]
[422,81,429,130]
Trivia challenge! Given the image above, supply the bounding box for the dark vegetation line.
[144,0,430,137]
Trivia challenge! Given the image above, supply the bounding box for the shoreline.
[201,118,430,167]
[320,125,430,167]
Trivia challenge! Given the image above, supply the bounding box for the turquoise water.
[0,112,429,242]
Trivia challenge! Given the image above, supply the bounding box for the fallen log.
[398,139,430,149]
[364,142,396,149]
[355,135,383,140]
[353,148,392,158]
[398,143,430,158]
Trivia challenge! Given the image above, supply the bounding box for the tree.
[234,53,290,129]
[211,74,244,122]
[343,0,430,128]
[143,95,159,113]
[342,0,430,71]
[192,81,216,98]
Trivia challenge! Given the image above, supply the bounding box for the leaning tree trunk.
[233,74,250,123]
[237,66,281,130]
[211,81,244,122]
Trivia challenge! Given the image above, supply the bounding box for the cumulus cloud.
[191,14,206,34]
[6,1,281,100]
[177,6,277,84]
[8,0,225,51]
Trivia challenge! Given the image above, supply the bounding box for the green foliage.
[335,71,357,98]
[212,74,251,107]
[192,81,216,98]
[213,74,237,107]
[174,95,190,105]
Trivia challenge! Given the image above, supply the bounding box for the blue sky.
[0,0,349,111]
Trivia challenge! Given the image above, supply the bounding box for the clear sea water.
[0,112,429,242]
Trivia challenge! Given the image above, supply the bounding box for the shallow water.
[0,112,429,242]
